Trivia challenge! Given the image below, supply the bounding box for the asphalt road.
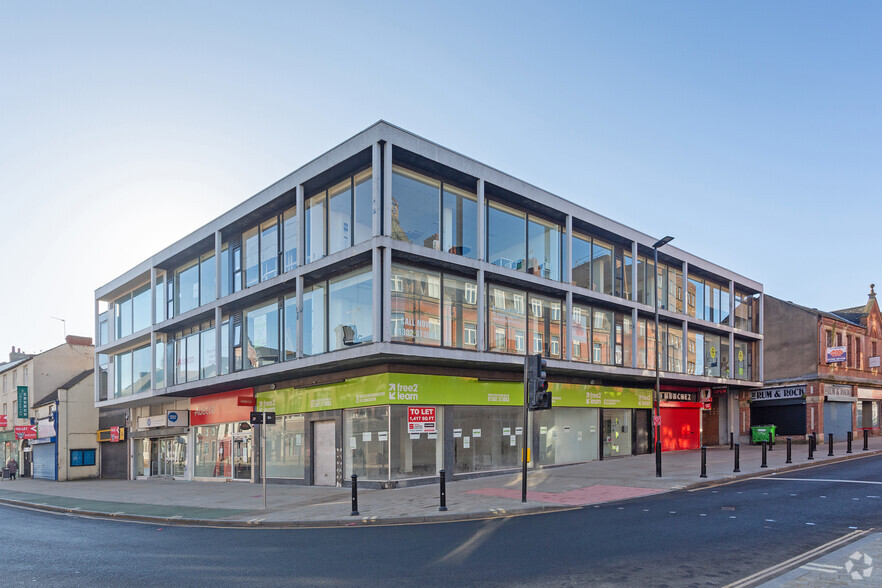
[4,455,882,587]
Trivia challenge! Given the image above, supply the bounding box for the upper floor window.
[571,232,617,296]
[115,283,151,338]
[308,170,373,264]
[391,166,476,259]
[171,251,215,317]
[734,290,759,332]
[488,201,561,281]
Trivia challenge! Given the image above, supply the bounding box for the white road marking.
[763,478,882,485]
[806,522,816,525]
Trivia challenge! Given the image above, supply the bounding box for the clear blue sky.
[1,1,880,356]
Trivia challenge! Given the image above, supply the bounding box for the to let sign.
[17,386,28,418]
[14,425,37,440]
[0,415,6,427]
[407,407,436,433]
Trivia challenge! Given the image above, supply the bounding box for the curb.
[2,448,880,529]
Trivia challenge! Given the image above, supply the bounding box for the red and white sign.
[237,396,256,407]
[14,425,37,440]
[110,426,120,442]
[0,415,6,427]
[190,388,254,426]
[653,415,662,427]
[407,406,436,434]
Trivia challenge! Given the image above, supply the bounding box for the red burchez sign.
[0,415,6,427]
[110,426,120,442]
[407,407,436,434]
[190,389,254,426]
[14,425,37,440]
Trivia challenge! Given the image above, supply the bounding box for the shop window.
[453,406,524,474]
[571,305,590,363]
[536,408,599,465]
[70,449,96,467]
[344,406,389,480]
[265,415,305,479]
[390,405,442,479]
[592,309,613,365]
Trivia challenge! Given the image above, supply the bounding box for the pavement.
[1,435,880,530]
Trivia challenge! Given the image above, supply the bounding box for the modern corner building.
[94,121,763,487]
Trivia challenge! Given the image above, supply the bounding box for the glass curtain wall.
[487,201,525,271]
[328,268,373,351]
[308,170,373,263]
[245,301,279,369]
[527,294,563,359]
[391,265,441,346]
[487,284,527,355]
[527,217,561,281]
[265,415,305,479]
[442,276,478,350]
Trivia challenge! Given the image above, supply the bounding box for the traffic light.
[528,354,551,411]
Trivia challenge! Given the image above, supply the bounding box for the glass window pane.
[284,294,297,361]
[669,266,683,313]
[571,305,590,363]
[390,405,441,479]
[528,217,561,281]
[201,328,216,379]
[443,276,478,350]
[391,166,440,249]
[487,201,526,271]
[354,170,373,245]
[571,233,592,289]
[453,406,523,473]
[115,295,132,338]
[303,283,325,356]
[245,301,280,368]
[260,218,278,282]
[667,325,683,372]
[441,184,477,259]
[592,309,613,364]
[536,408,599,465]
[221,245,230,297]
[703,333,721,377]
[328,179,352,255]
[528,293,563,359]
[487,284,527,355]
[154,277,165,323]
[266,415,305,478]
[656,264,667,310]
[132,346,151,395]
[118,351,132,397]
[622,316,632,367]
[688,277,703,320]
[220,321,230,375]
[306,192,326,263]
[175,260,199,315]
[132,284,150,332]
[283,207,298,272]
[200,252,216,305]
[243,226,260,288]
[329,268,373,351]
[186,332,200,382]
[154,338,165,389]
[623,253,633,301]
[344,406,389,480]
[720,285,730,325]
[591,240,613,295]
[390,265,441,346]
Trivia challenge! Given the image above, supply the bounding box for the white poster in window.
[362,432,372,442]
[515,427,523,436]
[502,427,511,436]
[296,434,302,446]
[472,429,482,438]
[589,426,596,433]
[254,314,267,348]
[510,435,516,447]
[453,428,462,438]
[378,431,388,442]
[350,437,357,449]
[539,426,548,435]
[410,433,420,440]
[463,436,470,448]
[428,433,437,439]
[578,431,583,441]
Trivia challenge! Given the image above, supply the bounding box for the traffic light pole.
[262,409,267,510]
[521,358,529,503]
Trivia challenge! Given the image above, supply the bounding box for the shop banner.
[17,386,28,418]
[857,388,882,400]
[257,373,653,415]
[190,388,254,426]
[14,425,37,440]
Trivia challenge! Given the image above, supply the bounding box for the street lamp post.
[653,236,674,477]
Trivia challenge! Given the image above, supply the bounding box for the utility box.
[751,425,777,445]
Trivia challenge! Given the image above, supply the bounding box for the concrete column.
[566,291,573,361]
[372,247,382,344]
[296,275,304,359]
[564,214,573,284]
[215,230,222,300]
[383,247,392,342]
[477,179,486,262]
[682,261,688,317]
[372,143,382,238]
[729,280,735,327]
[758,294,765,382]
[632,307,639,368]
[682,319,689,375]
[631,240,638,302]
[383,142,393,237]
[477,269,486,351]
[296,185,305,268]
[215,306,222,376]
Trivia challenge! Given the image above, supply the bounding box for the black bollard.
[439,470,447,511]
[700,446,707,478]
[847,431,853,454]
[761,441,768,468]
[864,429,870,451]
[786,437,792,464]
[734,443,741,473]
[656,441,662,478]
[350,474,359,516]
[730,432,734,450]
[828,433,834,457]
[769,432,774,451]
[808,435,815,460]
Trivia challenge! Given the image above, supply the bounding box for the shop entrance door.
[150,438,182,477]
[232,433,252,481]
[314,420,335,486]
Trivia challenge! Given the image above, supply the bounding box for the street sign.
[0,415,6,427]
[14,425,37,440]
[265,412,276,425]
[17,386,28,418]
[250,411,276,425]
[653,415,662,427]
[238,396,256,407]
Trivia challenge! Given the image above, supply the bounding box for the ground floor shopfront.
[252,372,656,487]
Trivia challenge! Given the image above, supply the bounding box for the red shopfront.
[190,389,255,481]
[660,387,702,451]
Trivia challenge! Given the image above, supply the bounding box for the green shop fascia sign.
[256,373,652,415]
